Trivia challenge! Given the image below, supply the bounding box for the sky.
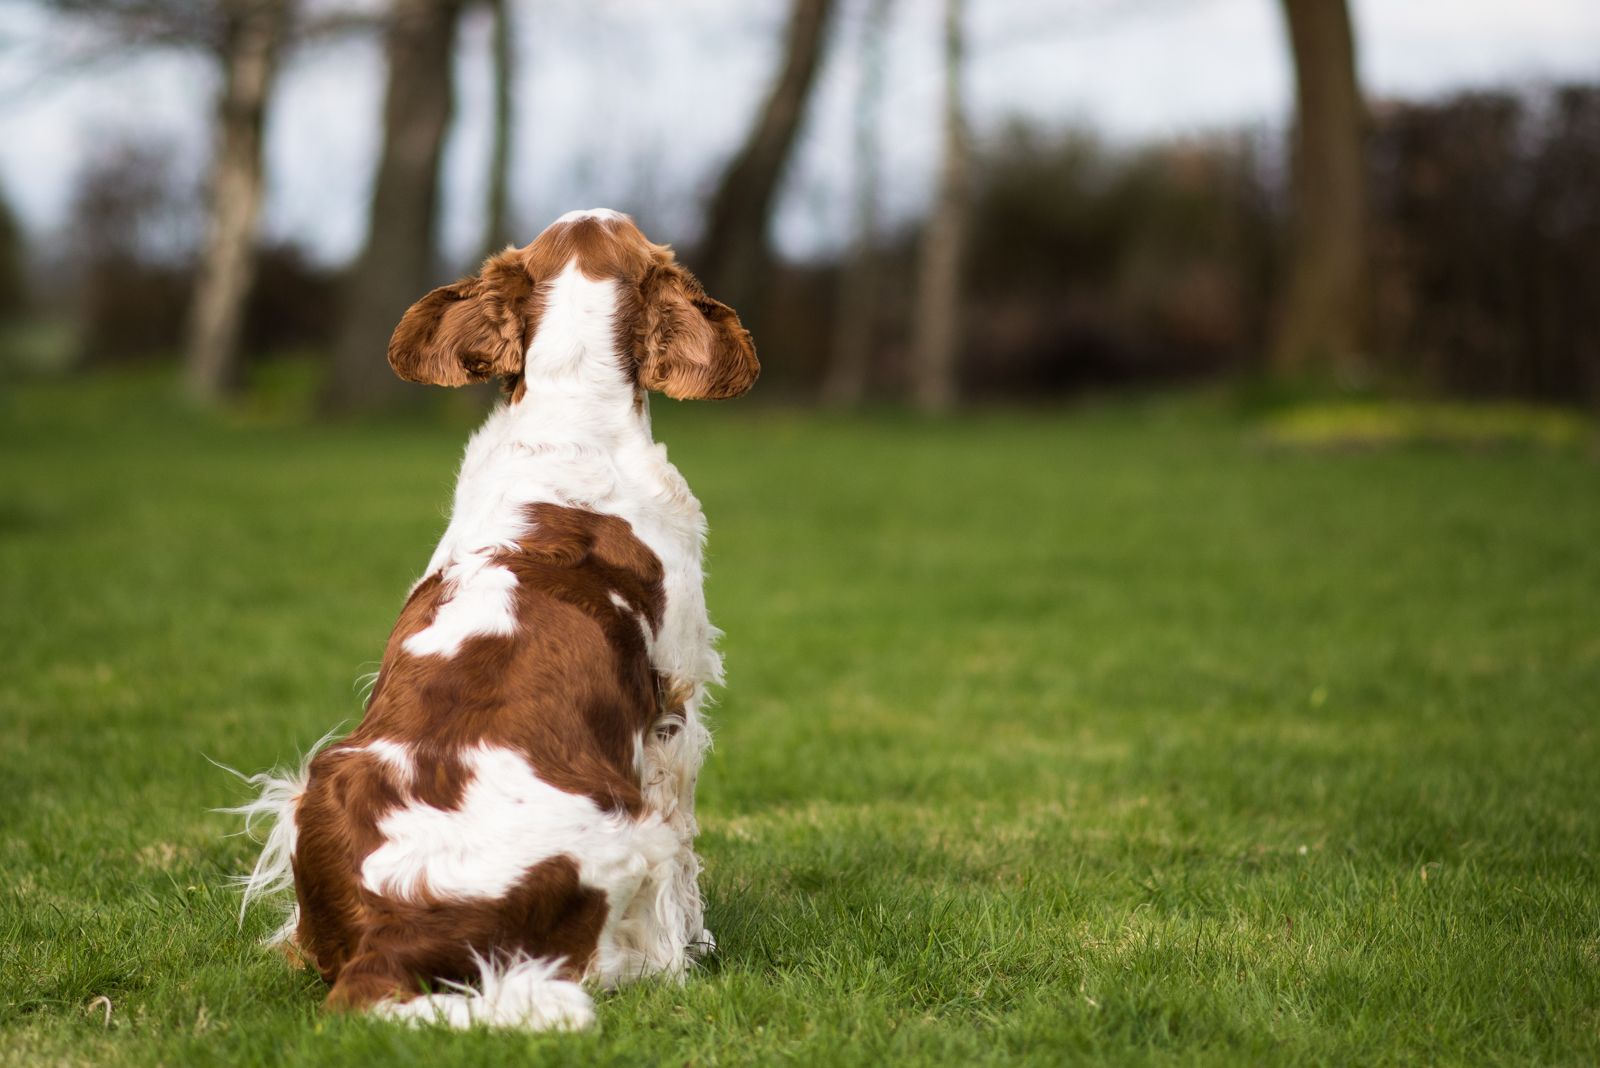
[0,0,1597,266]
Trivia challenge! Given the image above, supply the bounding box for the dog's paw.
[688,928,716,960]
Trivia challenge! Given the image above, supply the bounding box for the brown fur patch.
[387,251,537,386]
[319,857,607,1012]
[291,503,671,1011]
[627,262,760,401]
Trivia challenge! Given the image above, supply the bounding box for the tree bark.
[479,0,514,262]
[696,0,838,312]
[1273,0,1367,378]
[911,0,968,414]
[323,0,464,414]
[822,0,894,407]
[183,0,291,402]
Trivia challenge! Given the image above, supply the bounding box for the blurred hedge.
[760,85,1600,406]
[1369,86,1600,404]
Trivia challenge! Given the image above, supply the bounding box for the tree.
[821,0,894,407]
[322,0,465,414]
[0,184,26,326]
[1273,0,1367,378]
[184,0,292,401]
[36,0,296,400]
[696,0,839,314]
[478,0,514,262]
[910,0,969,413]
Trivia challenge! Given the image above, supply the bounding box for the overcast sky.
[1,0,1597,266]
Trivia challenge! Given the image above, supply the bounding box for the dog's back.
[296,504,679,1011]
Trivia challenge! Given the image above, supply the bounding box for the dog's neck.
[419,264,666,584]
[500,261,651,453]
[410,259,718,686]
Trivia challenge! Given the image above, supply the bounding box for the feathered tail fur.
[215,729,342,943]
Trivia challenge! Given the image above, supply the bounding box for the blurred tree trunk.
[822,0,894,407]
[323,0,463,414]
[478,0,514,262]
[697,0,838,312]
[1273,0,1367,378]
[911,0,968,414]
[183,0,292,402]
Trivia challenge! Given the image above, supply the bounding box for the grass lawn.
[2,372,1597,1066]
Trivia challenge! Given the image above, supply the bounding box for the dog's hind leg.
[327,928,594,1031]
[327,858,608,1031]
[640,677,714,962]
[323,947,419,1013]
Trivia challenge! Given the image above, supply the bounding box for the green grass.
[2,373,1598,1066]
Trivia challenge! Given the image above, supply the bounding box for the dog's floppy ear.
[388,249,534,386]
[634,263,759,400]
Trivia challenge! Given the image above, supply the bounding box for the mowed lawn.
[1,373,1597,1067]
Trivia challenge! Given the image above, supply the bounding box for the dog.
[230,209,758,1031]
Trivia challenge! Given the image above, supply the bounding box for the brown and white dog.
[231,209,758,1030]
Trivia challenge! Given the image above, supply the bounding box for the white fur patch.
[373,951,595,1031]
[403,554,520,658]
[355,739,416,785]
[358,743,685,984]
[554,207,627,226]
[360,744,672,904]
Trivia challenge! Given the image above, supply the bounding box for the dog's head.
[387,209,759,401]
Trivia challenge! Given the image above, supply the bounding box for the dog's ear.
[634,263,759,400]
[388,250,534,386]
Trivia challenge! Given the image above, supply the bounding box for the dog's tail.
[213,728,342,938]
[372,951,595,1032]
